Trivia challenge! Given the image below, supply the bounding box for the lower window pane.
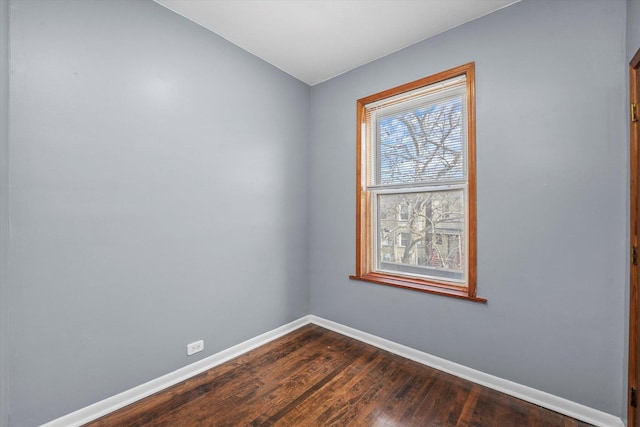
[377,190,465,282]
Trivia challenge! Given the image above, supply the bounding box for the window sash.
[365,80,468,189]
[371,186,468,286]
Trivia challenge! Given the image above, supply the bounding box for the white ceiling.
[154,0,519,86]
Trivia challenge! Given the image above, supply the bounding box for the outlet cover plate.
[187,340,204,356]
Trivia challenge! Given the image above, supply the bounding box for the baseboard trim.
[308,315,624,427]
[43,314,624,427]
[41,316,312,427]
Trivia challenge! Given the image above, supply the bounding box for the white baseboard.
[308,315,624,427]
[42,314,624,427]
[41,316,312,427]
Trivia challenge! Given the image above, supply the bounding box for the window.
[398,232,411,247]
[399,204,409,221]
[350,63,484,302]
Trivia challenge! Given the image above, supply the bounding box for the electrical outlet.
[187,340,204,356]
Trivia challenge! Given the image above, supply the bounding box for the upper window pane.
[368,80,467,187]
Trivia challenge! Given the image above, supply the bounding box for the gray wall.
[0,0,9,425]
[629,0,640,60]
[7,0,309,425]
[309,0,627,416]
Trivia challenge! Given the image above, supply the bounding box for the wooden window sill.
[349,273,487,303]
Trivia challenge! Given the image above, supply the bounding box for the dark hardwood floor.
[85,324,592,426]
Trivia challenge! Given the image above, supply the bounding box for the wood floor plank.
[85,325,594,427]
[346,357,419,426]
[267,343,383,425]
[456,384,480,427]
[149,327,357,426]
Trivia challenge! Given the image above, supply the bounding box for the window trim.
[350,62,485,303]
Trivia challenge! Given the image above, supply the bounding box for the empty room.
[0,0,637,425]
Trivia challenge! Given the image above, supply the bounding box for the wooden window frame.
[350,63,486,303]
